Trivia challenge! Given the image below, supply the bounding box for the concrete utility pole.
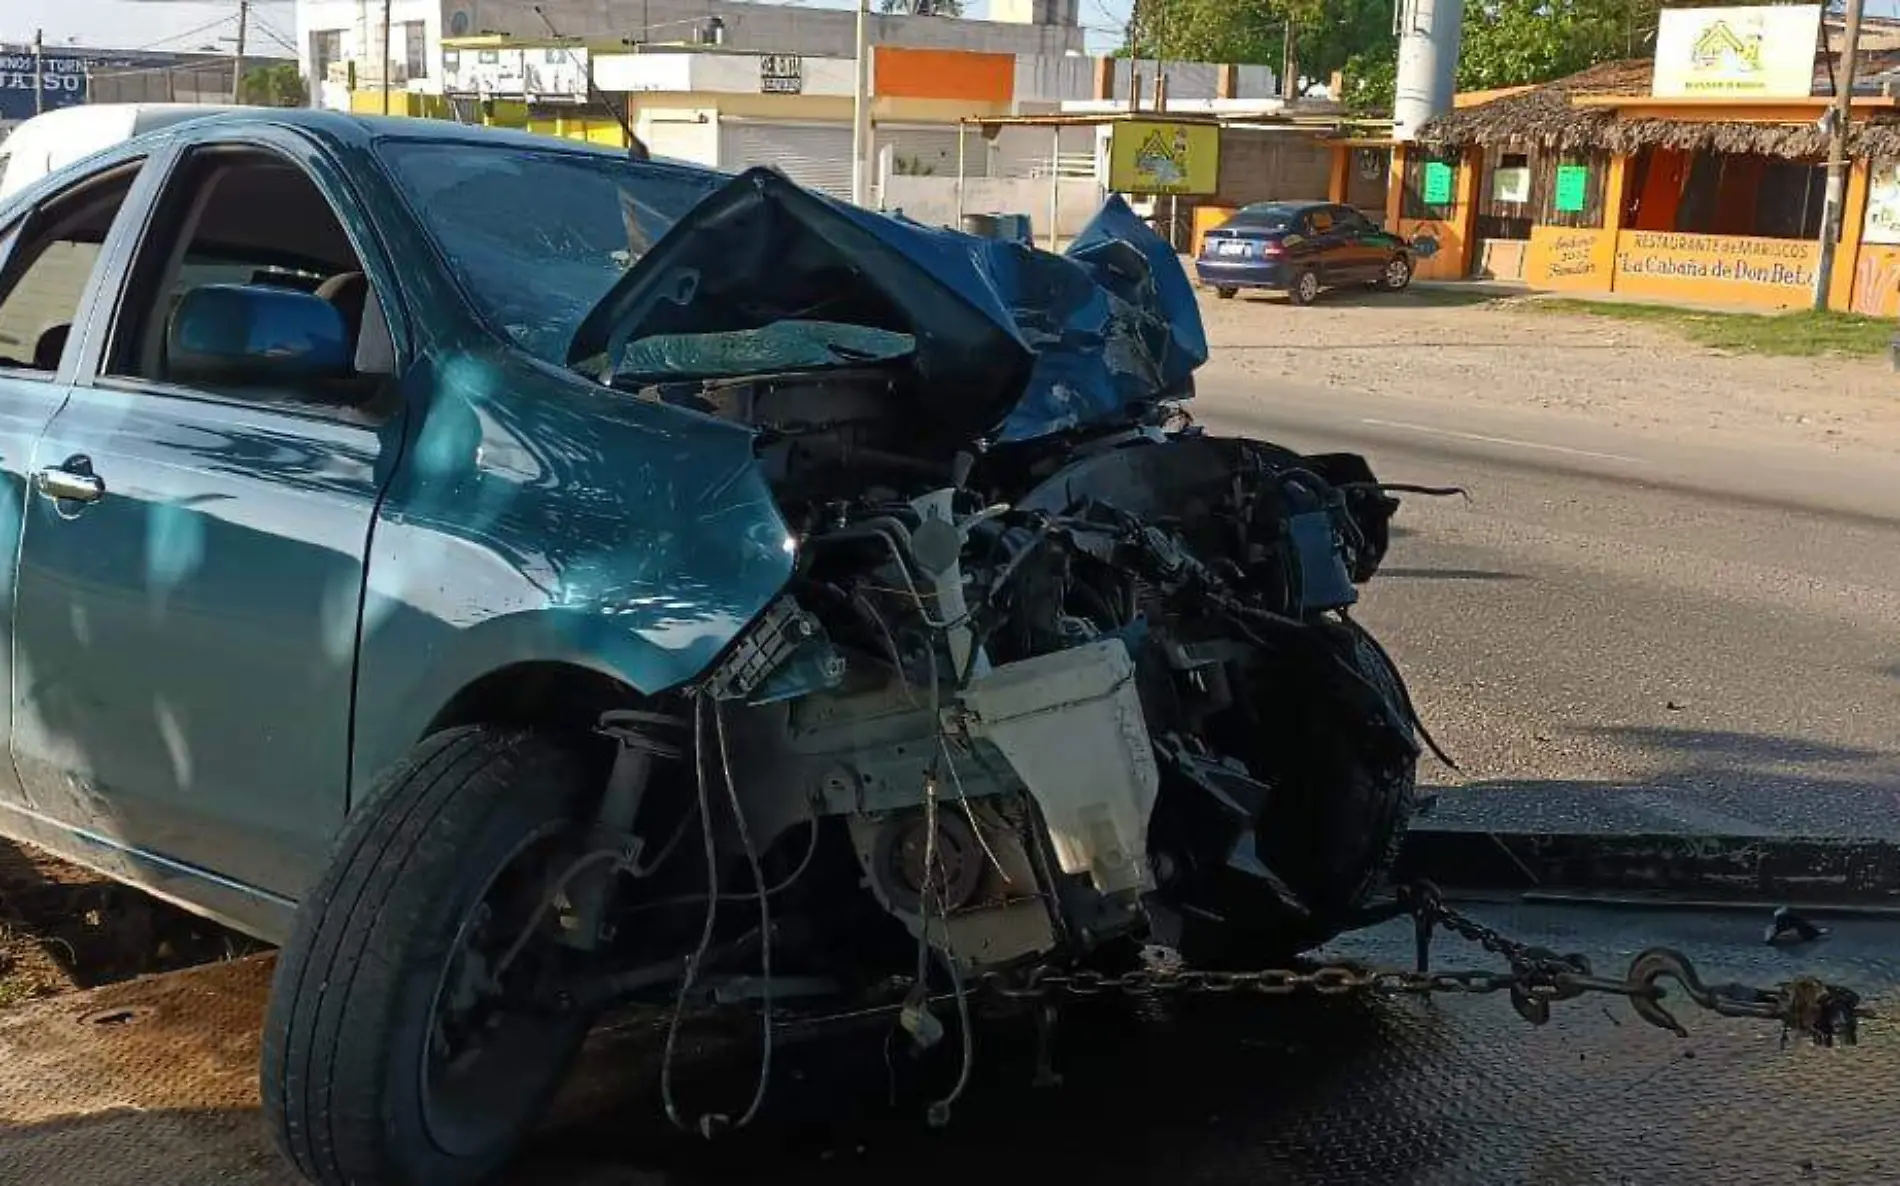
[231,1,249,102]
[32,28,43,115]
[852,0,872,205]
[1813,0,1864,311]
[381,0,393,114]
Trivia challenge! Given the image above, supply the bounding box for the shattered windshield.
[378,142,721,363]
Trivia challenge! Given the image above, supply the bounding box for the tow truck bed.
[2,899,1893,1185]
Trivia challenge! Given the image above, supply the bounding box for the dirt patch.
[0,839,261,1010]
[1197,287,1900,459]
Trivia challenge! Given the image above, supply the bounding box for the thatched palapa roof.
[1419,57,1900,160]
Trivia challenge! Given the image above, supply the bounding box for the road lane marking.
[1358,418,1647,465]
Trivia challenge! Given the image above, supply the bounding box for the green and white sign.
[1554,165,1590,214]
[1422,161,1454,205]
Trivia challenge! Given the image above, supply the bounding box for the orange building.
[1390,55,1900,315]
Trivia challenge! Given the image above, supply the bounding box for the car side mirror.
[167,283,352,384]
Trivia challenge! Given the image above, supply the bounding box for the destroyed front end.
[568,169,1428,996]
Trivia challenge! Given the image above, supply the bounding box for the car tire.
[1288,270,1320,306]
[1382,254,1414,291]
[1215,286,1238,300]
[262,726,605,1186]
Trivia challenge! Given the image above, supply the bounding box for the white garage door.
[718,120,854,199]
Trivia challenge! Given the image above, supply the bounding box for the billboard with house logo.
[1107,120,1220,195]
[1651,5,1822,98]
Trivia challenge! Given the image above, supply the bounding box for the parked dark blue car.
[1195,200,1413,304]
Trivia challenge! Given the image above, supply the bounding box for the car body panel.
[347,344,794,803]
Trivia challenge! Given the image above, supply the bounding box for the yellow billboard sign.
[1108,120,1221,195]
[1651,5,1822,98]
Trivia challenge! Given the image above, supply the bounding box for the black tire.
[1288,269,1320,305]
[1215,286,1238,300]
[262,726,604,1186]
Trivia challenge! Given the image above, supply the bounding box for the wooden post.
[1386,144,1406,228]
[1328,144,1350,204]
[1452,146,1482,277]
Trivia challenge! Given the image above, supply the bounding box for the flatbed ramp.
[2,901,1896,1186]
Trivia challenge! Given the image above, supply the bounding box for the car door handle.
[35,463,104,505]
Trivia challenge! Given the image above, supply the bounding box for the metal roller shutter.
[878,126,981,179]
[718,120,854,199]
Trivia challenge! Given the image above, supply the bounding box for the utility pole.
[32,28,43,115]
[231,1,248,102]
[852,0,871,205]
[381,0,393,114]
[1813,0,1864,311]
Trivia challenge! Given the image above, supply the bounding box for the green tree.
[1122,0,1392,98]
[239,62,310,108]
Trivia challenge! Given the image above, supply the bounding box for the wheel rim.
[1387,258,1410,287]
[1298,273,1318,301]
[418,823,585,1159]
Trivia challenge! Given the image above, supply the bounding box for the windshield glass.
[1232,204,1298,230]
[378,142,721,362]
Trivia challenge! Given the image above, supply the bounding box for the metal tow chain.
[980,882,1873,1050]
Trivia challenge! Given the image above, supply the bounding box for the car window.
[105,144,389,409]
[0,160,144,378]
[1233,203,1297,231]
[1333,207,1371,233]
[1308,208,1334,234]
[377,142,721,364]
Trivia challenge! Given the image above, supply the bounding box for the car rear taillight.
[1258,239,1286,256]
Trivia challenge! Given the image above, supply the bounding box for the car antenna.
[532,5,651,161]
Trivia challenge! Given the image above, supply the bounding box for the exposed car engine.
[568,169,1437,1125]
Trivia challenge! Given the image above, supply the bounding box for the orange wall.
[1849,245,1900,315]
[1524,226,1615,292]
[875,47,1014,102]
[1613,230,1817,309]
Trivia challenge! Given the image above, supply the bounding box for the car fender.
[349,347,794,795]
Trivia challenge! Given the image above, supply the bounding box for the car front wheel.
[1382,255,1414,291]
[1216,286,1238,300]
[262,726,608,1186]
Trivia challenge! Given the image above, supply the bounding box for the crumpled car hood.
[566,166,1208,444]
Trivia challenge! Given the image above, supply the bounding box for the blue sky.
[4,0,1138,58]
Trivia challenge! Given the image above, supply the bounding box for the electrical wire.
[129,16,237,53]
[660,694,723,1135]
[713,699,775,1132]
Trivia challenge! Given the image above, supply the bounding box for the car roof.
[123,107,644,160]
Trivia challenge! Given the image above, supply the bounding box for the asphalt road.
[1189,374,1900,841]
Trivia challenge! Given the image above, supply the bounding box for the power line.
[252,18,301,57]
[129,14,238,52]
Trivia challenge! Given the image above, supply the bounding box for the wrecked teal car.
[0,111,1423,1185]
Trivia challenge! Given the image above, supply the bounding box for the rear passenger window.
[0,162,143,378]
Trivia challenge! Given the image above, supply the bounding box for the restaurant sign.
[1652,5,1822,98]
[1614,231,1816,308]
